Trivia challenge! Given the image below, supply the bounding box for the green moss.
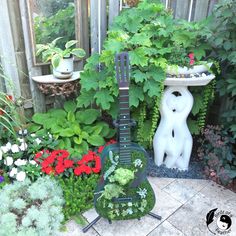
[95,149,155,220]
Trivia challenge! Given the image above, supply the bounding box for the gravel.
[147,151,206,179]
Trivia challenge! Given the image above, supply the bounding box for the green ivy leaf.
[87,135,105,146]
[129,33,151,47]
[129,48,148,67]
[80,71,99,91]
[132,70,147,83]
[94,90,114,110]
[104,39,125,53]
[77,90,96,108]
[129,85,144,107]
[143,79,160,97]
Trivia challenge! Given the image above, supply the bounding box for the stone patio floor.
[57,177,236,236]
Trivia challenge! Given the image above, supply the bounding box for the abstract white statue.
[153,86,193,170]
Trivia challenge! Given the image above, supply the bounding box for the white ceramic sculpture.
[153,86,193,170]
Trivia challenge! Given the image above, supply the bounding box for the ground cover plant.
[76,0,215,148]
[0,176,64,236]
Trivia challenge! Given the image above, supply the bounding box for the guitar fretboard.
[119,89,131,165]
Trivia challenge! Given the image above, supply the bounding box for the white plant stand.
[153,69,215,171]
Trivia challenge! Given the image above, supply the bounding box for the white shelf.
[32,71,82,84]
[164,73,215,86]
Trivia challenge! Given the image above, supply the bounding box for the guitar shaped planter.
[94,52,156,221]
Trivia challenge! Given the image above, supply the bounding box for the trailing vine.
[137,102,146,145]
[197,81,215,130]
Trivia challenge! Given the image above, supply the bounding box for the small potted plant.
[36,37,86,79]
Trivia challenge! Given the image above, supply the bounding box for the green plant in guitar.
[109,168,135,186]
[29,100,115,157]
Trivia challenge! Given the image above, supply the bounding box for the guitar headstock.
[115,52,130,89]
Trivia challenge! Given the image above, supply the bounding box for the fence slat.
[19,0,45,113]
[208,0,218,16]
[0,0,21,97]
[100,0,107,48]
[194,0,210,21]
[175,0,190,20]
[109,0,120,27]
[90,0,99,54]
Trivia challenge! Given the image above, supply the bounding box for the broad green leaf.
[143,79,160,97]
[77,141,89,154]
[64,138,71,149]
[76,109,100,124]
[129,85,144,107]
[187,119,200,135]
[94,90,114,110]
[132,70,147,83]
[58,139,65,149]
[191,95,203,116]
[129,33,151,47]
[51,54,61,68]
[32,113,50,125]
[87,135,105,146]
[67,111,75,122]
[64,100,77,113]
[59,128,74,137]
[95,122,110,137]
[77,90,96,108]
[27,123,41,133]
[71,48,86,58]
[74,136,83,145]
[104,39,125,53]
[129,48,148,67]
[65,40,77,49]
[80,71,99,91]
[48,109,67,118]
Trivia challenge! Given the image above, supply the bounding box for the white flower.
[17,138,24,143]
[1,142,11,153]
[9,167,18,177]
[29,160,37,165]
[18,129,23,135]
[31,133,36,137]
[11,144,20,153]
[4,156,14,166]
[16,171,26,181]
[0,149,2,160]
[14,159,27,166]
[35,138,42,145]
[19,142,28,151]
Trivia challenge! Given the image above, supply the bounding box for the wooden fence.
[0,0,218,115]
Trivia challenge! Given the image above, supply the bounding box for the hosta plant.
[0,176,64,236]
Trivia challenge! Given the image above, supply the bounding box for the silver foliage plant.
[0,176,64,236]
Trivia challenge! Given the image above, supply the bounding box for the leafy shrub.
[76,0,214,147]
[202,0,236,138]
[58,174,99,221]
[30,100,115,157]
[198,125,236,186]
[0,176,64,236]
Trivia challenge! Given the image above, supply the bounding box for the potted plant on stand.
[36,37,86,79]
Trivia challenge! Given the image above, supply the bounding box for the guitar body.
[94,143,155,220]
[94,52,155,221]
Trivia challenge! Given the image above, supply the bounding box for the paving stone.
[83,208,161,236]
[167,183,236,236]
[148,177,176,189]
[148,221,184,236]
[56,219,99,236]
[162,178,209,204]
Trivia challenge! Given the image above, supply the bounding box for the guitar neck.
[119,89,131,165]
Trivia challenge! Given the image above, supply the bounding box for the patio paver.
[57,177,236,236]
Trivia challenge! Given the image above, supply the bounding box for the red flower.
[51,150,69,159]
[64,159,74,168]
[74,166,82,176]
[43,166,54,175]
[0,109,4,116]
[188,53,195,65]
[6,95,13,101]
[55,164,65,174]
[98,145,104,153]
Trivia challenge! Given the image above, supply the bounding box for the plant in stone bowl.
[0,176,64,236]
[36,37,86,79]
